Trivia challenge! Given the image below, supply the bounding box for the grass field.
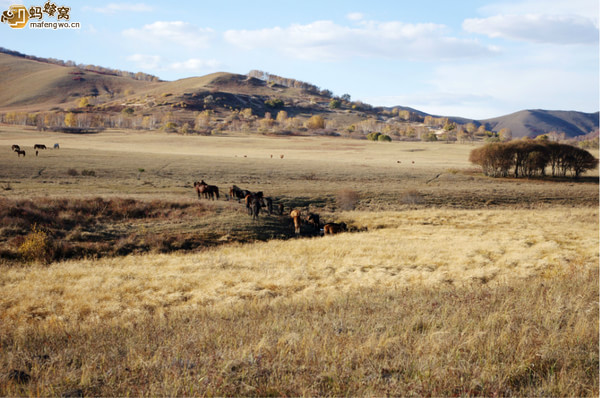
[0,126,598,396]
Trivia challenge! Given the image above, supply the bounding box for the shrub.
[378,134,392,142]
[401,190,424,205]
[305,115,325,130]
[18,224,55,264]
[81,169,96,177]
[336,189,360,211]
[329,99,341,109]
[366,132,381,141]
[264,98,284,109]
[67,168,79,176]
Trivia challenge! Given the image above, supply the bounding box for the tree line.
[469,140,598,179]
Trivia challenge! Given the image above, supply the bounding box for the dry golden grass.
[0,128,598,396]
[1,207,597,396]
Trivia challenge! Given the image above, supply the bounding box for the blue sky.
[1,0,598,119]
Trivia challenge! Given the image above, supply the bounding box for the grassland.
[0,126,598,396]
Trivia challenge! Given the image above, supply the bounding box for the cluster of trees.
[248,70,323,95]
[0,47,160,82]
[469,140,598,178]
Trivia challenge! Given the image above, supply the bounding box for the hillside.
[0,52,157,111]
[481,109,599,139]
[0,50,597,139]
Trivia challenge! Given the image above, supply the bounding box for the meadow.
[0,126,598,396]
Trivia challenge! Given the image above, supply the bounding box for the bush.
[81,169,96,177]
[18,224,55,264]
[264,98,284,109]
[367,132,381,141]
[336,189,359,211]
[305,115,325,130]
[378,134,392,142]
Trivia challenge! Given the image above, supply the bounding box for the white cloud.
[463,14,598,44]
[87,3,153,14]
[168,58,222,71]
[127,54,222,73]
[127,54,162,69]
[478,0,598,25]
[346,12,364,21]
[224,20,496,61]
[123,21,214,49]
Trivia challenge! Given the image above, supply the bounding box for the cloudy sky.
[1,0,598,119]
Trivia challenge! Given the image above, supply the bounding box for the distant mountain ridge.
[479,109,599,139]
[0,49,597,139]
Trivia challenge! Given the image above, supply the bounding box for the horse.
[53,143,59,149]
[193,181,205,199]
[245,192,265,215]
[290,209,301,235]
[323,222,347,235]
[16,149,26,157]
[265,197,273,215]
[205,185,219,200]
[230,185,251,202]
[11,145,20,152]
[278,203,284,215]
[251,198,261,220]
[306,213,320,229]
[193,180,220,200]
[34,144,47,150]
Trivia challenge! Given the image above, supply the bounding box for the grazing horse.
[34,144,47,150]
[290,209,301,235]
[206,185,219,200]
[53,143,60,149]
[245,192,265,215]
[306,213,320,229]
[251,198,261,220]
[11,145,20,152]
[194,180,219,200]
[265,197,273,215]
[230,185,251,202]
[16,149,26,157]
[323,222,347,235]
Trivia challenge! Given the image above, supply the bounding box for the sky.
[1,0,598,119]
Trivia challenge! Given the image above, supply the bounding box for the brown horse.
[251,198,261,220]
[323,222,347,235]
[230,185,251,202]
[34,144,47,150]
[194,180,219,200]
[290,209,301,235]
[265,197,273,215]
[244,192,265,215]
[306,213,320,229]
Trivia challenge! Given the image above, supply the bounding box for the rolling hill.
[0,52,157,111]
[480,109,599,139]
[0,50,597,138]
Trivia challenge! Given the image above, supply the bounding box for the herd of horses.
[193,180,348,236]
[11,143,58,157]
